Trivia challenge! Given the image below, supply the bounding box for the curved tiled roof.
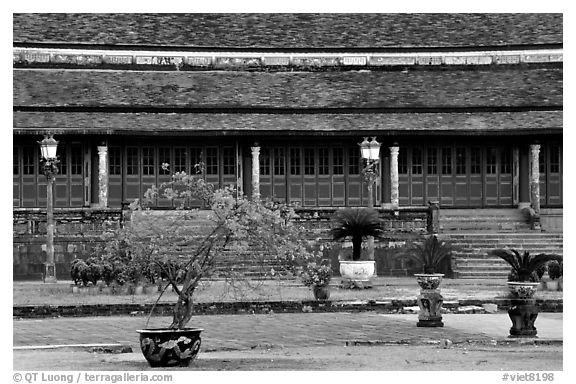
[13,67,562,109]
[13,13,562,49]
[13,111,562,136]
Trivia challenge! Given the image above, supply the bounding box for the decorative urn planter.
[312,285,330,301]
[339,260,375,288]
[507,281,539,299]
[506,282,540,337]
[136,328,203,367]
[414,273,445,327]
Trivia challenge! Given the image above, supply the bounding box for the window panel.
[550,145,560,173]
[456,147,466,175]
[174,147,188,173]
[471,147,482,174]
[348,148,360,174]
[13,147,19,175]
[190,148,203,174]
[500,149,512,174]
[333,148,344,175]
[158,147,170,175]
[304,148,315,175]
[427,148,437,175]
[260,148,271,176]
[274,148,285,176]
[318,148,329,175]
[58,146,67,175]
[441,147,452,175]
[290,148,301,175]
[205,147,218,175]
[71,145,83,175]
[412,148,423,175]
[486,148,497,175]
[398,149,408,174]
[142,147,155,175]
[222,147,235,175]
[109,147,122,176]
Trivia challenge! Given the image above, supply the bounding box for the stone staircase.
[128,209,292,279]
[439,209,563,279]
[439,208,532,232]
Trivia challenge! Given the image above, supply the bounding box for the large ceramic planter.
[506,282,540,337]
[545,280,559,291]
[136,328,203,367]
[414,274,445,327]
[312,285,330,301]
[339,260,375,281]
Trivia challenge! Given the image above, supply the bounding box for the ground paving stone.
[14,312,561,353]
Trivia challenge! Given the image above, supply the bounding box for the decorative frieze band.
[13,48,563,70]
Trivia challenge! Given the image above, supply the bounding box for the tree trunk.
[352,237,362,261]
[169,293,194,329]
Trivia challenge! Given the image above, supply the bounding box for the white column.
[389,146,400,208]
[251,145,260,201]
[97,145,108,208]
[529,144,541,215]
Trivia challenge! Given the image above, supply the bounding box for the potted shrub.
[104,170,313,367]
[545,260,562,291]
[488,249,562,337]
[329,208,384,288]
[400,234,454,327]
[301,262,333,301]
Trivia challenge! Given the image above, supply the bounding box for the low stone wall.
[13,208,123,280]
[13,298,563,319]
[13,205,436,280]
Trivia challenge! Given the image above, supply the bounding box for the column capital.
[251,146,260,155]
[97,145,108,154]
[389,146,400,154]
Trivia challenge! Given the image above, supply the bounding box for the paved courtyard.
[14,312,563,351]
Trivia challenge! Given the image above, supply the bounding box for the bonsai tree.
[329,208,385,261]
[402,234,454,274]
[488,249,563,282]
[102,169,313,330]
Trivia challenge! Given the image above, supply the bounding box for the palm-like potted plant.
[401,234,454,327]
[545,260,562,291]
[488,249,562,337]
[103,170,313,367]
[329,208,385,287]
[488,249,562,298]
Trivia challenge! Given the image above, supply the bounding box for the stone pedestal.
[416,289,444,327]
[508,298,539,337]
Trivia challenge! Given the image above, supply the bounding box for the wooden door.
[346,147,362,206]
[259,147,272,199]
[108,145,123,208]
[272,147,287,202]
[288,147,303,206]
[331,147,346,206]
[124,146,141,205]
[454,146,469,206]
[317,147,332,206]
[410,147,425,205]
[439,146,455,207]
[425,147,440,203]
[469,147,483,206]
